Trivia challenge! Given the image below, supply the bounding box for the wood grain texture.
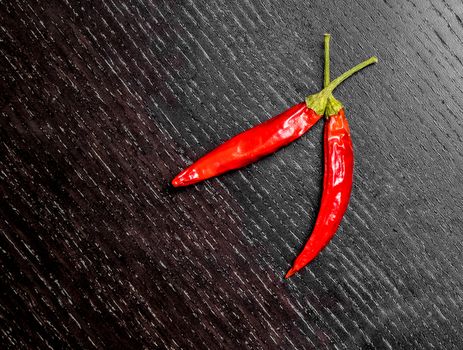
[1,0,463,348]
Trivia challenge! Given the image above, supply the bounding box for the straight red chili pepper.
[171,57,376,187]
[172,103,321,187]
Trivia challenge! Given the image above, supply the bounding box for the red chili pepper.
[285,100,353,278]
[171,57,376,187]
[172,103,321,187]
[285,34,374,278]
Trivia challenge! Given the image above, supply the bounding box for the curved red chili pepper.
[172,103,322,187]
[171,56,376,187]
[285,103,353,278]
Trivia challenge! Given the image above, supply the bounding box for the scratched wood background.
[2,0,463,348]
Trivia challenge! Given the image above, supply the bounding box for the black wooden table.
[2,1,463,349]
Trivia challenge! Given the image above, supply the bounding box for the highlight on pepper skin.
[172,168,200,187]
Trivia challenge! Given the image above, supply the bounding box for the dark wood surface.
[2,0,463,348]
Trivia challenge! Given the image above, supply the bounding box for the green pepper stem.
[306,55,378,116]
[306,34,378,117]
[324,34,330,88]
[325,56,378,95]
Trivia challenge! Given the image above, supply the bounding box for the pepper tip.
[284,267,297,279]
[171,177,181,187]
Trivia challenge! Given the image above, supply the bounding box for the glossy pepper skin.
[172,103,322,187]
[285,106,353,278]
